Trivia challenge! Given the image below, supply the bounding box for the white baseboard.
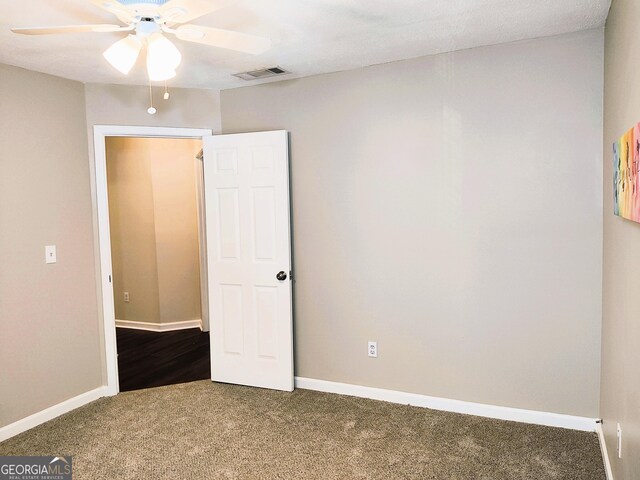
[0,386,109,443]
[115,319,203,332]
[596,423,615,480]
[294,377,598,432]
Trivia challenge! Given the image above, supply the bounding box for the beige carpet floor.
[0,381,605,479]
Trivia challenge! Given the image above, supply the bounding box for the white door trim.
[194,153,210,332]
[596,423,615,480]
[93,125,212,396]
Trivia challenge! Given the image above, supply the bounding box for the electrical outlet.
[368,341,378,358]
[617,423,622,458]
[45,245,57,264]
[124,292,130,303]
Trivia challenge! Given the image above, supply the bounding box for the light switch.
[45,245,57,264]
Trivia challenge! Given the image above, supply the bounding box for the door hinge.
[289,270,293,281]
[108,274,112,283]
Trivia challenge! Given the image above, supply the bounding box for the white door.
[202,130,293,391]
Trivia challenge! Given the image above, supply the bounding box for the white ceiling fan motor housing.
[111,0,189,32]
[101,0,169,25]
[135,19,161,38]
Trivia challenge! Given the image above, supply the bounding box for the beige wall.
[221,30,604,417]
[84,83,221,132]
[0,64,102,427]
[106,137,161,323]
[106,137,202,325]
[601,0,640,476]
[150,139,203,324]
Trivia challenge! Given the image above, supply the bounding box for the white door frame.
[93,125,212,396]
[194,151,210,332]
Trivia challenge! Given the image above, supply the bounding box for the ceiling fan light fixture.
[147,33,182,68]
[146,33,181,81]
[103,34,142,74]
[147,64,177,81]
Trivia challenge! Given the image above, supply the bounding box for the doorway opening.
[94,126,212,395]
[94,126,294,397]
[105,135,208,391]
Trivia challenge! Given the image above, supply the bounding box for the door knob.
[276,271,287,281]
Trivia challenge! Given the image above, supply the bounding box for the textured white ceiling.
[0,0,611,90]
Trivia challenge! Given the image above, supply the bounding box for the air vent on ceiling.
[233,66,290,81]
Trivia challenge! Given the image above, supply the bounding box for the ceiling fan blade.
[159,0,233,25]
[90,0,136,24]
[11,24,130,35]
[174,25,270,54]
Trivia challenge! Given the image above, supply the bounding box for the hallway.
[116,328,210,392]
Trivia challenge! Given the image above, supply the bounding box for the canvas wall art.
[613,121,640,223]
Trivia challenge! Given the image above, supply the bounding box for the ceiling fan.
[11,0,271,81]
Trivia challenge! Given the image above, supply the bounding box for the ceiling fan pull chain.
[147,81,157,115]
[164,81,170,100]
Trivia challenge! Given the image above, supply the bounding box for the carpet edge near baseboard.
[0,386,109,443]
[294,376,598,432]
[1,377,599,447]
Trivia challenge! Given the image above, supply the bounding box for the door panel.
[220,283,244,355]
[252,187,277,261]
[216,188,241,260]
[203,131,293,391]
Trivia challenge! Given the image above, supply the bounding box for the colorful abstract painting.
[613,121,640,223]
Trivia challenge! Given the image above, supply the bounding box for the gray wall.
[601,0,640,476]
[0,65,102,427]
[221,30,604,417]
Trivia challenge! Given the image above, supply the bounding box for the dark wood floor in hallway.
[116,327,210,392]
